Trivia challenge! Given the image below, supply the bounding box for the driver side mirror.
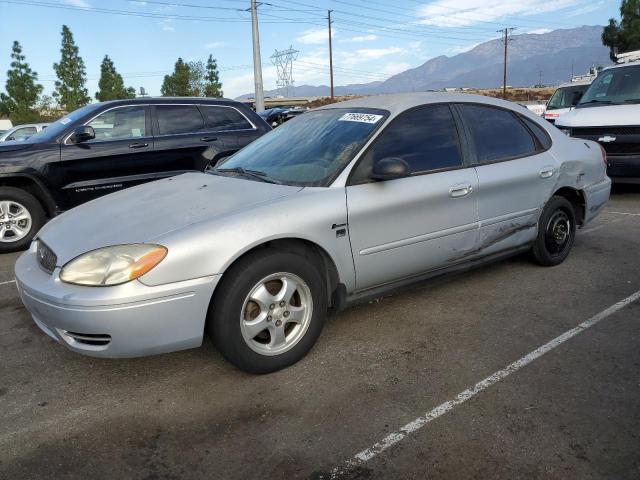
[70,125,95,144]
[370,157,410,181]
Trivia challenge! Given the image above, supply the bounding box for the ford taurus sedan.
[15,93,611,373]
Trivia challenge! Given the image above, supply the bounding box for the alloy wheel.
[0,200,32,243]
[240,272,313,356]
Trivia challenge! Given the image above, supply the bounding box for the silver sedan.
[15,93,611,373]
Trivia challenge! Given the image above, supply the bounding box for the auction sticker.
[338,112,383,124]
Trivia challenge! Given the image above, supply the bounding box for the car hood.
[38,172,303,265]
[555,104,640,127]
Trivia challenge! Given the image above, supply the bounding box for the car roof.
[556,81,592,88]
[314,92,528,117]
[97,97,239,107]
[601,61,640,72]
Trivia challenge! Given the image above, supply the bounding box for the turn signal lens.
[60,244,167,286]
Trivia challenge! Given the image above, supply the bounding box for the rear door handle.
[129,142,149,149]
[200,136,218,142]
[449,184,473,198]
[539,167,555,179]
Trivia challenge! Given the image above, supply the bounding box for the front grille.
[571,126,640,136]
[63,331,111,346]
[602,143,640,156]
[37,241,57,273]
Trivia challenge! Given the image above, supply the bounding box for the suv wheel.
[208,249,327,373]
[531,195,576,266]
[0,187,46,253]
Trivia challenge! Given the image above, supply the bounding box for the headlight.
[60,244,167,286]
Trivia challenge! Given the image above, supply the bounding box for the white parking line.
[329,289,640,478]
[609,211,640,216]
[581,224,606,235]
[0,279,16,286]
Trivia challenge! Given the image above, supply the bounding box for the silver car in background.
[15,93,611,373]
[0,122,49,142]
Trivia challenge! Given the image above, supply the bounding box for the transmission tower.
[271,46,299,97]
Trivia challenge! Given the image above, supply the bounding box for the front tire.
[531,196,576,266]
[0,187,45,253]
[208,249,327,373]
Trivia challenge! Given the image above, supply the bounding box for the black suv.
[0,97,270,252]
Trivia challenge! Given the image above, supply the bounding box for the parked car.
[0,97,269,252]
[556,52,640,183]
[0,123,49,142]
[258,107,306,127]
[15,93,610,373]
[543,81,591,124]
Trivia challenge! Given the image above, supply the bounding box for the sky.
[0,0,622,100]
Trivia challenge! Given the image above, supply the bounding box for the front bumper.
[583,177,612,225]
[15,244,220,358]
[607,154,640,183]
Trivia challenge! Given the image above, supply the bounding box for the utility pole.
[497,27,515,99]
[250,0,265,112]
[328,9,334,99]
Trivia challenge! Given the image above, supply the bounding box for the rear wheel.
[531,196,576,266]
[0,187,45,253]
[208,249,327,373]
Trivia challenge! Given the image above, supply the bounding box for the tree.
[204,55,223,97]
[95,55,136,101]
[0,41,43,123]
[602,0,640,61]
[188,60,206,96]
[53,25,90,111]
[161,58,191,96]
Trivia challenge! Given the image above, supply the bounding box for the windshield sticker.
[60,118,71,125]
[338,112,383,124]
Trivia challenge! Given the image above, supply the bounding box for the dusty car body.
[15,93,611,373]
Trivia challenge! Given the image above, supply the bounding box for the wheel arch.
[0,173,57,217]
[552,186,586,226]
[218,236,343,308]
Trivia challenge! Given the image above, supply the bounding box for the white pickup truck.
[556,51,640,184]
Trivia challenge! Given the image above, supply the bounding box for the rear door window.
[458,104,537,163]
[200,106,253,131]
[156,105,204,135]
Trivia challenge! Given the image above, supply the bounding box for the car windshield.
[546,85,588,110]
[28,104,100,141]
[578,64,640,106]
[213,108,387,186]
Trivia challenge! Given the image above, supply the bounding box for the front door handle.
[129,142,149,149]
[539,167,555,179]
[449,184,473,198]
[200,136,218,142]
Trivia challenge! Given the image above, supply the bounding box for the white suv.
[556,52,640,183]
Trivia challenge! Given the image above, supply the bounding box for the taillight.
[598,144,608,166]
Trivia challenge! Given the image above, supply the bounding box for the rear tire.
[207,249,327,373]
[531,195,576,266]
[0,187,45,253]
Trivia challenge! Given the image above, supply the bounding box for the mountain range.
[239,26,612,99]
